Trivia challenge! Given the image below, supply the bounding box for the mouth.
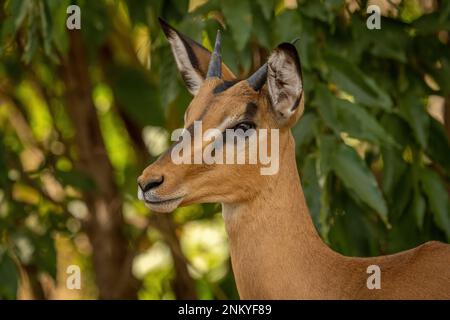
[137,188,184,213]
[144,196,184,213]
[145,196,183,205]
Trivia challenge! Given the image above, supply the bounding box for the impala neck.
[222,131,349,299]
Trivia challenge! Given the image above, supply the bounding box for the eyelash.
[231,121,256,132]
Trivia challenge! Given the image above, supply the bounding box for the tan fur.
[222,132,450,299]
[139,27,450,299]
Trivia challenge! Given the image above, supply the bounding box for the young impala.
[138,18,450,299]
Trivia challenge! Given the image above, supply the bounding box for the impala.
[138,18,450,299]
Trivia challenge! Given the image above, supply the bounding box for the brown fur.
[222,133,450,299]
[139,22,450,299]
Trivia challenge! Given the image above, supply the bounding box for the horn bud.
[206,30,222,78]
[247,63,268,91]
[247,38,300,91]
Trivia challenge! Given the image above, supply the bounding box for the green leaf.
[55,170,96,191]
[190,0,220,15]
[296,25,316,71]
[389,167,414,222]
[318,134,337,177]
[23,8,38,63]
[332,144,388,224]
[256,0,275,20]
[336,100,396,145]
[161,0,189,21]
[386,195,423,253]
[381,147,407,196]
[11,0,31,34]
[412,191,426,230]
[159,46,180,107]
[432,58,450,95]
[34,235,57,279]
[0,250,19,300]
[314,85,396,145]
[313,86,340,133]
[319,174,331,241]
[325,53,393,109]
[222,32,240,75]
[365,20,408,63]
[292,113,318,150]
[274,10,302,44]
[301,154,321,228]
[381,147,406,195]
[47,0,70,55]
[399,96,430,149]
[252,6,272,49]
[178,15,204,40]
[0,132,9,188]
[328,196,382,257]
[420,168,450,241]
[221,0,252,51]
[380,113,412,146]
[111,65,164,127]
[126,0,155,25]
[413,12,450,35]
[38,0,53,56]
[426,116,450,174]
[79,0,110,57]
[301,0,333,23]
[439,1,450,23]
[0,16,14,56]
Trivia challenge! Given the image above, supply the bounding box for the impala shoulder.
[417,240,450,256]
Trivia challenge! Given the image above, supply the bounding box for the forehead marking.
[212,80,240,94]
[244,102,258,119]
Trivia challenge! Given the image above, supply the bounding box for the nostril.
[142,175,164,192]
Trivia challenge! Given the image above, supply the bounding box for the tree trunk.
[445,96,450,142]
[99,43,198,300]
[21,265,46,300]
[62,30,139,299]
[118,108,197,299]
[150,215,198,299]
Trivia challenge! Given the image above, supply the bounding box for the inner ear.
[267,43,303,121]
[159,18,236,95]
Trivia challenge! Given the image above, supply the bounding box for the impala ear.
[159,18,236,95]
[267,43,304,125]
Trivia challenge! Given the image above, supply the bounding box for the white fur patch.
[168,32,204,95]
[267,50,302,120]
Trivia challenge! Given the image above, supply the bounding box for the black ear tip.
[158,17,174,37]
[275,42,301,64]
[277,42,298,54]
[158,17,168,25]
[273,42,302,78]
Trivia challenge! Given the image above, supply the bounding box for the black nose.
[140,175,164,192]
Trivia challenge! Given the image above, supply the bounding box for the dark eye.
[233,121,256,132]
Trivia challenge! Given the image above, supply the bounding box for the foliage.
[0,0,450,299]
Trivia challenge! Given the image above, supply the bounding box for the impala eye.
[232,121,256,132]
[223,121,256,143]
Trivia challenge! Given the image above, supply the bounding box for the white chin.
[137,188,144,201]
[144,197,183,213]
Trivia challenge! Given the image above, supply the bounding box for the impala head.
[138,18,304,212]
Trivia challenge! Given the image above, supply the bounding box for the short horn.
[206,30,222,78]
[247,63,268,91]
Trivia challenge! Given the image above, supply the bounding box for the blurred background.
[0,0,449,300]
